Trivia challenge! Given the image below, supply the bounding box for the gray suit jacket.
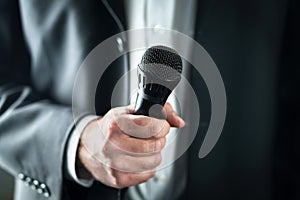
[1,0,298,199]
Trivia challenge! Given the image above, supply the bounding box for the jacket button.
[18,173,25,180]
[30,184,37,190]
[24,177,32,186]
[40,183,46,189]
[40,183,51,197]
[33,180,39,186]
[30,180,39,190]
[37,188,43,194]
[44,192,50,198]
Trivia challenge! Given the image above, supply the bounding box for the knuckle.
[160,137,166,149]
[160,121,170,134]
[165,102,172,108]
[154,139,162,152]
[139,159,151,171]
[153,121,168,136]
[140,141,151,153]
[140,142,148,153]
[142,140,160,153]
[101,142,110,155]
[154,153,162,166]
[165,121,171,131]
[108,120,118,133]
[106,109,113,117]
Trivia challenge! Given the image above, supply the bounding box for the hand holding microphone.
[76,46,185,188]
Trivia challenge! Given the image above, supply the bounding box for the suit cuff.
[66,115,99,187]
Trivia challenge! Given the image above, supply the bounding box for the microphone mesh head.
[140,46,183,81]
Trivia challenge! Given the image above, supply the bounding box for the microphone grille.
[140,46,183,75]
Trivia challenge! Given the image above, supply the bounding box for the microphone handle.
[133,90,170,119]
[134,96,157,116]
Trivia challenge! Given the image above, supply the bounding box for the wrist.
[75,145,93,180]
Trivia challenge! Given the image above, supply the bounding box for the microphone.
[133,45,183,119]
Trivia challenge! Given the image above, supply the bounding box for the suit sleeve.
[0,1,74,199]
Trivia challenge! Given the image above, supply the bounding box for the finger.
[108,153,162,173]
[115,114,167,138]
[125,116,170,138]
[164,102,185,128]
[111,170,156,188]
[107,132,167,154]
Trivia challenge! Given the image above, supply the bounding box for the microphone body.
[133,46,183,118]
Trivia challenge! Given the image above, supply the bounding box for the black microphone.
[133,45,183,119]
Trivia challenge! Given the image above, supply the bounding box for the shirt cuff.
[66,115,99,187]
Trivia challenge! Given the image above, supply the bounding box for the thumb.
[164,102,185,128]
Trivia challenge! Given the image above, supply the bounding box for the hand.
[76,103,185,189]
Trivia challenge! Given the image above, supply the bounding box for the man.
[0,0,298,199]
